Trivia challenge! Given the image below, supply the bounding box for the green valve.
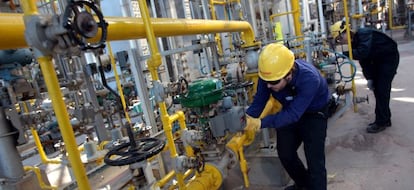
[178,78,223,108]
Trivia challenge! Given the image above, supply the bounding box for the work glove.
[245,114,261,132]
[244,114,261,143]
[367,79,374,91]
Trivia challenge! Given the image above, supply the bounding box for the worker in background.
[244,43,330,190]
[330,20,400,133]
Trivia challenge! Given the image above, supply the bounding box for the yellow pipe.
[226,133,250,187]
[342,0,358,112]
[387,0,406,30]
[139,0,162,79]
[0,15,259,50]
[138,1,189,188]
[269,9,299,20]
[0,13,27,49]
[30,128,61,164]
[185,164,222,190]
[238,143,249,187]
[106,42,132,123]
[290,0,302,38]
[24,166,58,190]
[20,101,61,164]
[244,72,259,102]
[156,170,176,188]
[21,0,38,16]
[210,0,224,55]
[37,56,91,190]
[177,111,195,157]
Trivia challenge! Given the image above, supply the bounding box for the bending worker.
[330,21,400,133]
[244,43,330,190]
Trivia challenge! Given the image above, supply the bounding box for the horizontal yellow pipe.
[0,13,26,49]
[0,14,257,50]
[269,9,298,20]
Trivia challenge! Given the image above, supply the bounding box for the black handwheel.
[104,138,165,166]
[63,0,108,50]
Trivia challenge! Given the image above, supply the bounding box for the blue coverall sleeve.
[245,79,270,118]
[261,76,321,128]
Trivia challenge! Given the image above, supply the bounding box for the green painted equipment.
[178,78,223,108]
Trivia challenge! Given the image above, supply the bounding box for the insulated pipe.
[0,14,259,50]
[0,108,25,180]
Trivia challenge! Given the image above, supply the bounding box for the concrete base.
[222,134,290,189]
[0,171,41,190]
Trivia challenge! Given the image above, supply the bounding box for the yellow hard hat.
[258,43,294,81]
[330,20,346,39]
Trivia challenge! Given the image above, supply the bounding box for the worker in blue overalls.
[244,43,330,190]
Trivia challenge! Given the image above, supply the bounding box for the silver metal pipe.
[328,91,352,127]
[128,49,158,134]
[248,0,258,38]
[317,0,326,37]
[0,108,24,180]
[261,128,271,147]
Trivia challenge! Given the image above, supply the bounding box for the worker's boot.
[366,123,387,133]
[368,120,392,127]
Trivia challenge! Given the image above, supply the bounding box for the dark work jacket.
[246,60,330,129]
[350,28,399,80]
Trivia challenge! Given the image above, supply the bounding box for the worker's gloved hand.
[367,79,374,91]
[244,114,261,141]
[245,114,261,132]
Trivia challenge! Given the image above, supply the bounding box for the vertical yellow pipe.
[37,56,91,190]
[342,0,358,112]
[177,111,194,157]
[21,1,90,189]
[21,0,38,16]
[137,1,188,189]
[290,0,302,38]
[138,0,161,80]
[210,0,224,55]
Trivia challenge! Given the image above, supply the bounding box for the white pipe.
[259,0,266,40]
[358,0,365,28]
[248,0,258,38]
[317,0,326,37]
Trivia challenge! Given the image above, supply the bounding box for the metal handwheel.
[63,0,108,50]
[104,137,165,166]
